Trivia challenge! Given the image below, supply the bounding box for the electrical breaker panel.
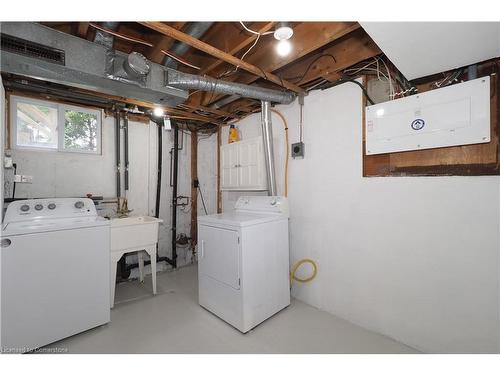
[365,77,490,155]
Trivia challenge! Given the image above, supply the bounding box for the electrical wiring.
[319,79,375,105]
[218,22,273,79]
[239,21,274,36]
[379,58,394,98]
[285,54,337,84]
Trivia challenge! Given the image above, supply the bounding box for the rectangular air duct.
[0,22,188,107]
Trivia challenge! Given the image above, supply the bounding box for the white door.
[221,143,239,189]
[199,225,240,290]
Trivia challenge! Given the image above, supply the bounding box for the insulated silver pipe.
[163,22,213,68]
[93,22,120,49]
[166,70,295,104]
[261,101,277,196]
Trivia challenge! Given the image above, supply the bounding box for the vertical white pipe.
[261,101,277,196]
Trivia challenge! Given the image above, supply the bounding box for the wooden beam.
[277,29,381,86]
[140,22,305,94]
[58,86,222,125]
[178,103,238,119]
[199,22,276,75]
[195,22,361,106]
[216,29,380,110]
[76,22,90,38]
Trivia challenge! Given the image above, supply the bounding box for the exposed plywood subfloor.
[43,265,418,354]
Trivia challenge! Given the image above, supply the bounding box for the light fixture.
[276,39,292,57]
[274,23,293,57]
[274,23,293,41]
[153,107,164,117]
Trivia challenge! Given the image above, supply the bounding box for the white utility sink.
[110,216,163,251]
[109,215,163,308]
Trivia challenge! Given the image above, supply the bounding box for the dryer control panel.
[234,196,289,217]
[4,198,97,223]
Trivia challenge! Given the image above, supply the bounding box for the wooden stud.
[76,22,90,38]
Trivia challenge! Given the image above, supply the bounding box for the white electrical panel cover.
[365,77,490,155]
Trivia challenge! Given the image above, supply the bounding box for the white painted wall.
[222,83,500,353]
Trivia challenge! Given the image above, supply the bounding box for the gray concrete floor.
[47,265,418,354]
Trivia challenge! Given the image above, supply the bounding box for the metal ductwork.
[0,22,188,107]
[166,69,296,104]
[163,22,213,68]
[261,101,277,195]
[93,22,120,48]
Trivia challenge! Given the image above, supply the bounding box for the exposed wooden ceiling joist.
[191,22,361,106]
[139,21,305,94]
[147,22,188,64]
[199,22,276,75]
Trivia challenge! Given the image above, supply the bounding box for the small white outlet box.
[365,77,491,155]
[14,175,33,183]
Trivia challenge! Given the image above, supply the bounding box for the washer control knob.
[74,201,85,209]
[20,204,30,212]
[34,203,43,211]
[48,203,56,210]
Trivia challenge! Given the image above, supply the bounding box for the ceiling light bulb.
[276,39,292,57]
[274,25,293,41]
[153,107,164,117]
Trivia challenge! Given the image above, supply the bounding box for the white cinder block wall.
[221,83,500,353]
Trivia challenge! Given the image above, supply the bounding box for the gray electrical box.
[291,142,305,158]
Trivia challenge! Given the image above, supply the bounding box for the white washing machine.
[0,198,110,353]
[198,196,290,333]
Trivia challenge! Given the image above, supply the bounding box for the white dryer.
[198,196,290,333]
[0,198,110,353]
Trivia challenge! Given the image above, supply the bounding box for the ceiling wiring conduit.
[166,70,296,104]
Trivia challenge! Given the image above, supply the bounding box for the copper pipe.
[161,49,201,70]
[89,23,154,47]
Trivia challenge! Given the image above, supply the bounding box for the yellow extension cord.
[269,110,317,286]
[290,259,318,285]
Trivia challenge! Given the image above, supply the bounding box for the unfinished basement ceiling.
[35,21,382,124]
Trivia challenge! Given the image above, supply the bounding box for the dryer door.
[198,225,240,290]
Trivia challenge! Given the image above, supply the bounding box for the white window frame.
[11,95,59,152]
[10,95,102,155]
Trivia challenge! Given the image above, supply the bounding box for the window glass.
[64,110,99,152]
[16,101,58,149]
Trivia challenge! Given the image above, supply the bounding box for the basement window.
[11,95,101,154]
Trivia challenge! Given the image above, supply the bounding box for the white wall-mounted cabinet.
[221,136,267,191]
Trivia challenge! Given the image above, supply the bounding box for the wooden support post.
[190,130,198,252]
